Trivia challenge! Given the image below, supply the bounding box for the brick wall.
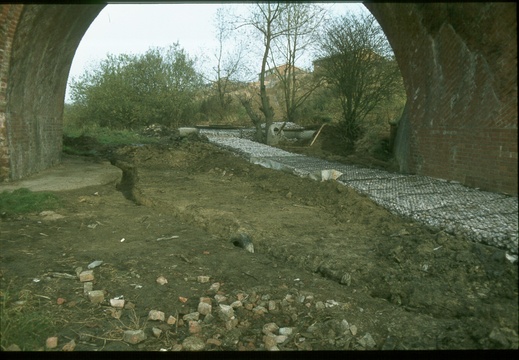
[368,3,517,195]
[1,4,517,195]
[1,4,104,181]
[0,4,23,181]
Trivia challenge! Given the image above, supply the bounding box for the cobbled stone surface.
[206,134,518,254]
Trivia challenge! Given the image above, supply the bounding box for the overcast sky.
[66,2,366,101]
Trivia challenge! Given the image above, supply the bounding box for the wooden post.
[309,123,327,147]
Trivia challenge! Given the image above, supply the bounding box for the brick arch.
[0,3,517,195]
[365,3,517,195]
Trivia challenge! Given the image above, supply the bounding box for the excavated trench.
[50,135,512,350]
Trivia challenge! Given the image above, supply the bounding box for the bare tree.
[239,2,288,143]
[269,3,326,124]
[207,7,248,122]
[316,12,403,151]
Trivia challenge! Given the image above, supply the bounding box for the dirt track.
[0,136,517,351]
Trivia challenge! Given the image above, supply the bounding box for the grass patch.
[0,188,61,216]
[63,124,160,157]
[63,124,159,146]
[0,287,57,351]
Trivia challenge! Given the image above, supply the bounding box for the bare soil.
[0,134,517,351]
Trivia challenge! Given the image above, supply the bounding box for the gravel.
[204,133,518,254]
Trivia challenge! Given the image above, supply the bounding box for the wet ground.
[0,135,517,351]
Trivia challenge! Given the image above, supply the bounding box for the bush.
[68,44,203,130]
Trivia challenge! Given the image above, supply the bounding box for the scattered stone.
[214,294,227,303]
[199,296,212,304]
[325,300,340,308]
[56,297,66,305]
[167,316,177,325]
[230,300,242,308]
[264,334,277,349]
[39,210,65,220]
[263,322,279,335]
[206,338,222,347]
[222,329,242,348]
[198,301,212,316]
[249,293,259,303]
[62,339,76,351]
[203,313,214,323]
[268,300,277,311]
[151,327,162,338]
[197,275,210,283]
[182,336,206,351]
[218,304,235,321]
[225,318,239,330]
[79,270,94,282]
[189,320,202,334]
[156,276,168,285]
[83,282,93,295]
[350,325,358,336]
[244,303,254,310]
[110,298,125,308]
[209,282,220,292]
[358,333,376,349]
[5,344,21,351]
[315,301,325,310]
[236,293,247,301]
[88,290,104,304]
[74,267,82,276]
[252,305,268,315]
[148,310,165,321]
[307,323,319,334]
[183,312,200,321]
[340,319,350,332]
[87,260,103,269]
[46,337,58,349]
[275,335,288,344]
[123,330,147,344]
[279,327,293,336]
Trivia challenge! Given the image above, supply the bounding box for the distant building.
[313,49,387,76]
[259,64,308,88]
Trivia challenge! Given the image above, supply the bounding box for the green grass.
[0,188,61,216]
[0,286,57,351]
[63,124,159,146]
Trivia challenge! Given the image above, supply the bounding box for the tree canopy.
[316,12,403,150]
[69,44,202,130]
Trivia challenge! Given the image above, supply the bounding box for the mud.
[0,135,517,351]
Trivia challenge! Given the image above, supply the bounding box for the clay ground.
[0,135,517,351]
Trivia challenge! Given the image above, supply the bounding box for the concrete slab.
[0,155,122,193]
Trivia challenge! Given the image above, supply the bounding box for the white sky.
[66,2,366,102]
